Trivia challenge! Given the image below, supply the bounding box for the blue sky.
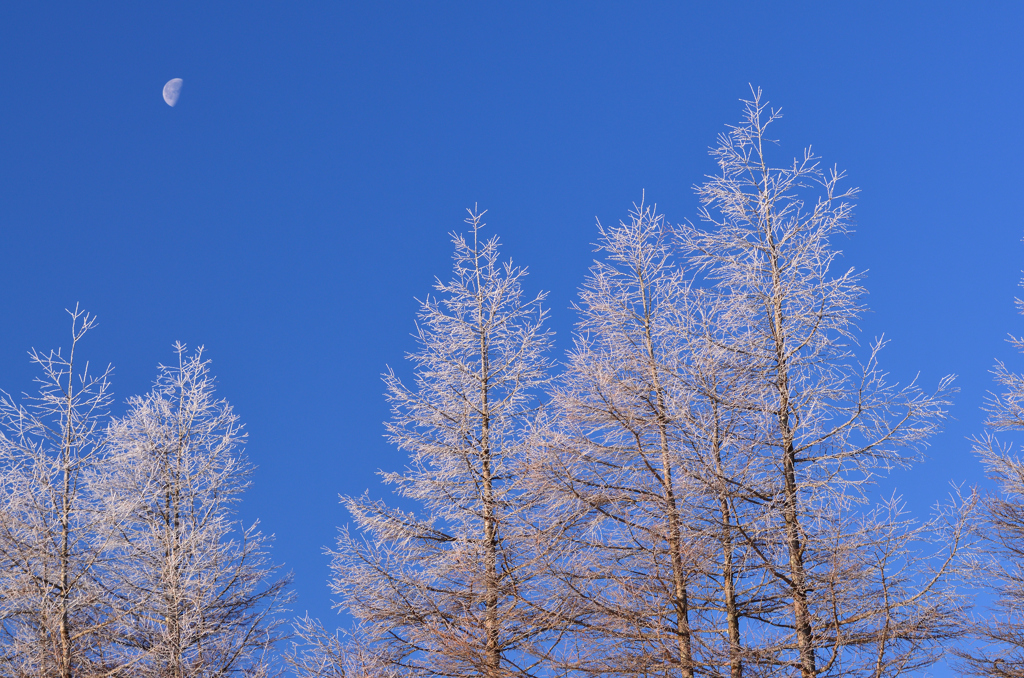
[1,3,1020,672]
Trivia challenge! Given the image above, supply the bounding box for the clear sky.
[0,3,1020,674]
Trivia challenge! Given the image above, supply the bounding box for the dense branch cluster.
[3,91,1023,678]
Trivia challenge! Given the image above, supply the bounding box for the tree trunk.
[478,264,502,678]
[712,400,742,678]
[767,211,816,678]
[59,379,74,678]
[60,465,72,678]
[642,276,694,678]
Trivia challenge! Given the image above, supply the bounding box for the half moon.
[162,78,183,107]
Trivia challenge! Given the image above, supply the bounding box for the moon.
[162,78,183,107]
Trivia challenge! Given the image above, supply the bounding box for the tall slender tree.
[0,308,119,678]
[673,292,779,678]
[100,344,291,678]
[533,204,701,676]
[532,203,773,678]
[328,208,556,678]
[679,89,974,677]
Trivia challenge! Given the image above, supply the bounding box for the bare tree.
[955,247,1024,677]
[679,89,974,678]
[531,203,776,678]
[673,287,781,678]
[99,344,291,678]
[0,308,119,678]
[326,208,556,678]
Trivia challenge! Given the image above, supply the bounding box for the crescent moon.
[162,78,183,107]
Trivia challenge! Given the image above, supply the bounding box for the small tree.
[679,89,974,677]
[100,344,291,678]
[0,308,119,678]
[289,616,390,678]
[327,208,555,678]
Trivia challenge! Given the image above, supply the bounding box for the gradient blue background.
[1,3,1019,673]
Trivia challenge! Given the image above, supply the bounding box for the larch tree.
[672,281,780,678]
[531,204,771,678]
[679,89,975,678]
[535,203,700,676]
[0,308,120,678]
[99,344,291,678]
[326,208,556,678]
[956,245,1024,677]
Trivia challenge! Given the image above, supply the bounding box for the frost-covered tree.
[100,345,291,678]
[0,308,119,678]
[955,246,1024,677]
[674,296,776,678]
[532,203,786,678]
[531,203,766,677]
[327,208,555,678]
[678,89,974,678]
